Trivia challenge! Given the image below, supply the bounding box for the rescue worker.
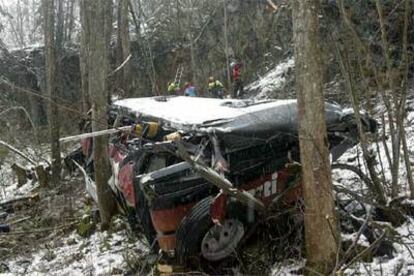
[184,82,197,97]
[167,81,180,95]
[231,61,244,98]
[208,76,224,99]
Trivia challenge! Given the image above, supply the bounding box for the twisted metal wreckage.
[65,96,376,264]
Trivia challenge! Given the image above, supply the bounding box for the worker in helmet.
[208,76,224,99]
[167,81,180,95]
[184,82,197,97]
[231,61,244,98]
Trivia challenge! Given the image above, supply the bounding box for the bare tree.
[86,0,117,229]
[64,0,76,43]
[337,0,414,201]
[79,0,90,113]
[43,0,61,186]
[396,0,414,198]
[117,0,133,96]
[129,0,158,94]
[292,0,340,274]
[223,0,231,90]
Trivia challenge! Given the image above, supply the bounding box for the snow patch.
[245,58,295,99]
[114,96,296,129]
[6,229,148,275]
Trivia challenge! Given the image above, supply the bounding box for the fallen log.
[6,216,31,225]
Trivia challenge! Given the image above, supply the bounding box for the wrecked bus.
[68,96,376,264]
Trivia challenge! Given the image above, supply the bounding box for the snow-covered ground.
[335,104,414,274]
[343,217,414,275]
[0,144,151,275]
[271,212,414,275]
[4,228,148,276]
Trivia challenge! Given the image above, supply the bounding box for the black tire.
[176,196,214,265]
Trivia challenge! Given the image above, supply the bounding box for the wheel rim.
[201,219,244,261]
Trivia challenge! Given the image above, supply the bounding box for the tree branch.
[0,140,36,165]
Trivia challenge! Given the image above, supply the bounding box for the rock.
[42,251,56,262]
[66,237,77,245]
[53,240,64,248]
[342,240,374,263]
[0,224,10,233]
[15,259,31,270]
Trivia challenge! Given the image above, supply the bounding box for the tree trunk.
[129,0,157,95]
[292,0,340,274]
[43,0,61,186]
[223,0,232,91]
[87,0,117,229]
[105,0,114,103]
[56,0,64,48]
[80,0,90,113]
[64,0,75,43]
[117,0,133,96]
[185,0,197,86]
[399,0,414,198]
[402,129,414,198]
[375,0,401,198]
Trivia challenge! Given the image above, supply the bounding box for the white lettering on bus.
[247,172,278,198]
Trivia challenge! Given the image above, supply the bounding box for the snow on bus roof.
[113,96,296,126]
